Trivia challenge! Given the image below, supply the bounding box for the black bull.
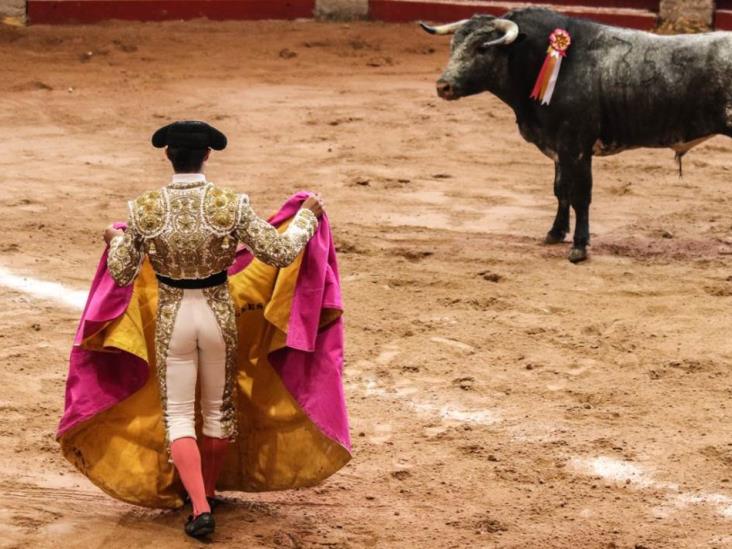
[422,8,732,263]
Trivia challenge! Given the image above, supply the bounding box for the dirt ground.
[1,17,732,549]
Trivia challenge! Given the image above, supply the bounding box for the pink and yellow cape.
[57,193,351,508]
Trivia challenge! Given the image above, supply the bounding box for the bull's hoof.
[544,230,567,245]
[568,247,588,263]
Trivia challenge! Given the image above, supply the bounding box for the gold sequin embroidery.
[202,283,239,440]
[107,231,143,287]
[125,184,319,280]
[154,282,184,449]
[203,186,238,234]
[132,191,166,237]
[235,198,318,268]
[128,184,237,280]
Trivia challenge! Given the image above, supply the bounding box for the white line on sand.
[0,266,86,310]
[572,456,732,519]
[361,377,501,425]
[354,344,501,427]
[356,347,731,520]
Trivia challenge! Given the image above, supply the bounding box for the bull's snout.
[436,79,457,101]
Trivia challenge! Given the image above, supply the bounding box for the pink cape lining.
[57,192,350,454]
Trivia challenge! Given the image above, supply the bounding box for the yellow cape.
[60,248,349,509]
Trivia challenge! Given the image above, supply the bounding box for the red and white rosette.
[530,29,572,106]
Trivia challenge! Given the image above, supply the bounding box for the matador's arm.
[107,221,144,287]
[234,195,318,268]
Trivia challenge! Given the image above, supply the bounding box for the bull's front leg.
[544,161,570,244]
[562,154,593,263]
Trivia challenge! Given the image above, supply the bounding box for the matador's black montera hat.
[152,120,227,150]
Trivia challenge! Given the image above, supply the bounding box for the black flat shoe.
[185,512,215,538]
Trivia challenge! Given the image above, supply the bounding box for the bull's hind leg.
[561,154,593,263]
[545,161,570,244]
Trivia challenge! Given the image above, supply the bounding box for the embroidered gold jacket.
[107,181,318,286]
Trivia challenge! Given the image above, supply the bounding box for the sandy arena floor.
[1,18,732,549]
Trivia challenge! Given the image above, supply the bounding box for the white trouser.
[166,289,227,442]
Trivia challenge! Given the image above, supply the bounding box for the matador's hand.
[302,193,325,218]
[103,225,124,245]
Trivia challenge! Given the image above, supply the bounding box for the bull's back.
[585,29,732,152]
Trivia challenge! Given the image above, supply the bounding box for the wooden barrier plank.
[715,10,732,29]
[27,0,315,24]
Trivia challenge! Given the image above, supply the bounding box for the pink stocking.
[201,436,229,498]
[170,437,210,516]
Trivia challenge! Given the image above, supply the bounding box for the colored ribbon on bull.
[530,29,571,106]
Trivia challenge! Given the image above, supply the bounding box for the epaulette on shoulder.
[129,189,167,237]
[202,184,240,235]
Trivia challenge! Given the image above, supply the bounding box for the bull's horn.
[419,19,469,35]
[481,19,519,47]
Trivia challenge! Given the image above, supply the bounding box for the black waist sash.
[156,270,228,289]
